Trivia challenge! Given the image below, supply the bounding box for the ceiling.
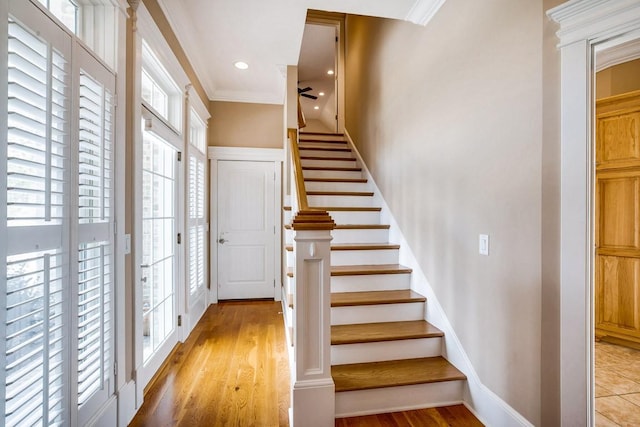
[156,0,445,104]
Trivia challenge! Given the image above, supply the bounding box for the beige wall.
[596,58,640,99]
[209,101,284,148]
[345,1,549,423]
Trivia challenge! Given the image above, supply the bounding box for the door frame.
[548,1,640,424]
[208,147,284,303]
[306,11,345,133]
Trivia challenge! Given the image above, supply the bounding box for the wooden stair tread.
[332,357,466,392]
[299,138,347,144]
[283,206,380,212]
[287,264,412,278]
[312,206,382,212]
[331,289,423,307]
[298,145,351,152]
[300,132,344,137]
[330,264,412,276]
[307,191,373,196]
[300,156,356,161]
[285,243,401,252]
[332,320,443,345]
[303,166,362,171]
[305,178,366,183]
[284,223,389,230]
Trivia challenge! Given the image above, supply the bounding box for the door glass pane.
[141,126,176,362]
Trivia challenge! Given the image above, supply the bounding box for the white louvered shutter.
[76,60,115,421]
[4,11,71,427]
[187,111,206,297]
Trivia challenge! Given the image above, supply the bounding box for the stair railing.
[287,127,336,426]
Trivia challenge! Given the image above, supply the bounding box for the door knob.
[218,238,227,244]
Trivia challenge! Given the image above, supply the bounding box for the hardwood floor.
[129,301,290,427]
[129,300,483,427]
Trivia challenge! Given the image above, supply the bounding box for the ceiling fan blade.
[298,87,313,93]
[301,93,318,100]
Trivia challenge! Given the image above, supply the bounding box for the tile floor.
[596,341,640,426]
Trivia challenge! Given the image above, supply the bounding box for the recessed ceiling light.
[319,92,325,96]
[314,106,320,110]
[234,61,249,70]
[327,70,334,75]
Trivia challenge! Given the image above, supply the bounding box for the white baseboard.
[343,129,533,427]
[118,379,138,426]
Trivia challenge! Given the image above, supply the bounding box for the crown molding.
[405,0,446,26]
[211,89,285,105]
[547,0,640,47]
[596,38,640,71]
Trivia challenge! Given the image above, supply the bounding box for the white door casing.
[208,147,283,302]
[548,0,640,424]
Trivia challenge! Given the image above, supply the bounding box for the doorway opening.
[593,40,640,425]
[298,12,345,134]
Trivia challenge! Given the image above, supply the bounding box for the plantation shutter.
[4,11,71,427]
[187,111,206,296]
[75,53,115,424]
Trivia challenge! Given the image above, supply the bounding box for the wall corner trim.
[404,0,446,26]
[343,129,533,427]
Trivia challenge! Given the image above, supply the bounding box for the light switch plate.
[479,234,489,256]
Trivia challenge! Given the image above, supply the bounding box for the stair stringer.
[343,130,534,427]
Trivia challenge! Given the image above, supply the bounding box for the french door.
[139,113,181,386]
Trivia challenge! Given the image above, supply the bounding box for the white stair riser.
[308,195,373,207]
[331,273,411,293]
[305,181,370,193]
[303,170,363,179]
[283,211,292,225]
[326,210,380,224]
[302,159,356,168]
[331,302,424,325]
[298,149,353,158]
[331,337,442,365]
[334,381,465,418]
[286,275,295,296]
[286,248,398,266]
[331,228,389,244]
[330,249,399,266]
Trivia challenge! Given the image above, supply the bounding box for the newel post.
[291,210,335,427]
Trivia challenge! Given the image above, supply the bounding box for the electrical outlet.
[479,234,489,256]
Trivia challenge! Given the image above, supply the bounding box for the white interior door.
[217,160,275,299]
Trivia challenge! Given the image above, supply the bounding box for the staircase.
[284,132,467,418]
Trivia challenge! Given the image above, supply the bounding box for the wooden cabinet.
[595,90,640,346]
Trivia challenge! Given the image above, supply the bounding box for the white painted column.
[291,211,335,427]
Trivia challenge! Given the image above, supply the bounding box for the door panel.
[140,127,179,382]
[217,161,275,299]
[595,91,640,345]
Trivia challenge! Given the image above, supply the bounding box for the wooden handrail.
[288,128,309,211]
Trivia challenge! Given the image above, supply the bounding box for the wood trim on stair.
[303,166,362,172]
[285,243,401,252]
[287,264,411,278]
[307,191,374,196]
[304,178,366,183]
[332,357,467,392]
[298,145,352,152]
[300,131,345,137]
[331,290,425,307]
[331,321,444,345]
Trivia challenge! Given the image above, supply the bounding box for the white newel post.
[291,211,336,427]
